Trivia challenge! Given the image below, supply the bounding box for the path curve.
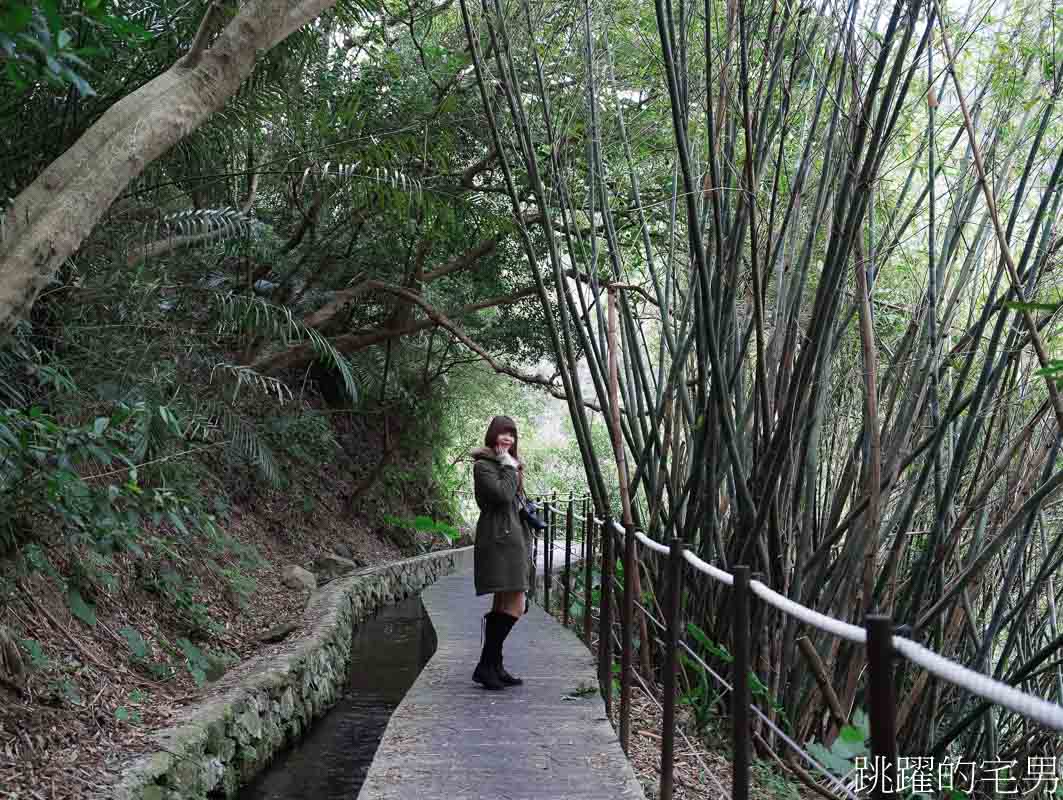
[358,553,646,800]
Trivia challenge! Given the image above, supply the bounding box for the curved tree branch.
[0,0,350,333]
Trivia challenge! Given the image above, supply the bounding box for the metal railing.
[524,494,1063,800]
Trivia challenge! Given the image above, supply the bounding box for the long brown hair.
[484,415,519,459]
[484,416,524,494]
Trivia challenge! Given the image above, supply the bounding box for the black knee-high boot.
[473,613,505,690]
[492,611,523,686]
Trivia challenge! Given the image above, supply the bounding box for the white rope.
[892,636,1063,731]
[635,530,671,556]
[584,554,858,798]
[750,580,867,644]
[599,565,856,797]
[635,530,861,639]
[683,548,734,587]
[621,527,1063,732]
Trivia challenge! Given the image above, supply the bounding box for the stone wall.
[105,547,470,800]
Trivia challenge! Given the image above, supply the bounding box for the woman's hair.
[484,415,519,458]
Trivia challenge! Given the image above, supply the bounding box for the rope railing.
[748,579,864,644]
[890,636,1063,731]
[612,572,860,798]
[633,528,1063,729]
[533,506,1063,800]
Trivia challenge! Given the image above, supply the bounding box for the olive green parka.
[471,447,532,596]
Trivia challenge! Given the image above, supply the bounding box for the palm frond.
[219,405,279,485]
[301,162,423,203]
[156,207,261,239]
[184,399,279,485]
[209,363,294,405]
[213,294,361,403]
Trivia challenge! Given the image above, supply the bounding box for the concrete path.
[358,557,645,800]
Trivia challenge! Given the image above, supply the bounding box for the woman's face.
[496,431,515,451]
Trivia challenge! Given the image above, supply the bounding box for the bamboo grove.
[457,0,1063,767]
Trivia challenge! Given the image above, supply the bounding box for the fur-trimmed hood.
[470,447,522,467]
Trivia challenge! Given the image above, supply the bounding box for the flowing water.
[239,595,436,799]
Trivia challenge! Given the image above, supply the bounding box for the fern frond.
[301,162,423,203]
[210,364,294,405]
[223,408,279,485]
[148,208,261,243]
[212,295,361,403]
[196,400,279,485]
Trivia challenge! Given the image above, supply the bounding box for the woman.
[470,415,531,690]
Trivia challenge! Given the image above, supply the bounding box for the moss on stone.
[103,549,461,800]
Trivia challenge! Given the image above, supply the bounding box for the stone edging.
[105,546,472,800]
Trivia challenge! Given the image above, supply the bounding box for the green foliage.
[56,677,83,706]
[119,626,148,661]
[199,400,281,485]
[114,704,141,724]
[176,637,210,686]
[806,710,870,777]
[680,622,789,731]
[1,0,112,95]
[0,404,204,558]
[687,621,731,663]
[140,564,215,637]
[751,760,801,800]
[0,324,34,406]
[66,587,96,627]
[383,513,459,548]
[213,294,362,403]
[264,410,337,464]
[115,687,146,724]
[153,207,262,241]
[19,637,48,670]
[171,637,233,687]
[0,392,263,647]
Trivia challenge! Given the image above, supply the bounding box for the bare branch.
[421,237,498,282]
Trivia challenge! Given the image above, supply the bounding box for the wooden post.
[659,536,684,800]
[866,615,898,800]
[732,566,751,800]
[599,515,613,716]
[564,492,574,626]
[544,494,553,614]
[583,511,594,643]
[620,518,635,754]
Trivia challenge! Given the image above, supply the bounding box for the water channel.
[239,595,436,799]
